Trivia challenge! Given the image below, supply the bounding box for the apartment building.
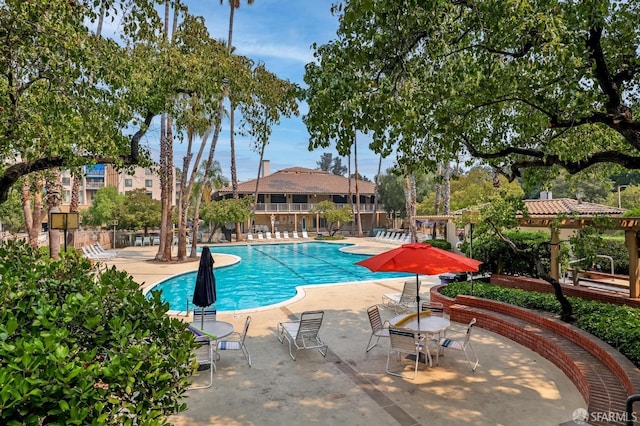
[60,164,176,209]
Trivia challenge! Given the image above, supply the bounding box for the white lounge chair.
[386,327,426,380]
[292,231,299,239]
[93,243,118,259]
[187,325,216,390]
[275,231,282,239]
[366,305,390,352]
[134,236,143,246]
[258,232,264,240]
[277,310,328,361]
[247,233,254,241]
[382,280,419,313]
[217,316,252,367]
[302,230,309,239]
[439,318,479,371]
[266,232,273,240]
[143,236,151,246]
[283,231,290,239]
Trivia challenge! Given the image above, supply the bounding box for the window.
[125,179,132,187]
[145,179,153,188]
[270,194,286,203]
[292,194,307,203]
[145,168,153,175]
[62,177,71,186]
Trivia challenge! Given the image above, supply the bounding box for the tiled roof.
[217,167,377,195]
[523,198,626,217]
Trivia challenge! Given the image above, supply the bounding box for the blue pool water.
[150,242,411,312]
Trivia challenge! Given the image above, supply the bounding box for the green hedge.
[468,230,553,276]
[427,239,451,250]
[440,281,640,367]
[591,238,629,275]
[0,241,196,424]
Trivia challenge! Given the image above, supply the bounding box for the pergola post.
[625,230,640,299]
[550,229,560,281]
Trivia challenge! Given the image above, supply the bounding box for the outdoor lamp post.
[618,185,629,209]
[111,220,118,249]
[50,212,80,252]
[462,210,480,294]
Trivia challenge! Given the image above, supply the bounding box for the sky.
[139,0,396,183]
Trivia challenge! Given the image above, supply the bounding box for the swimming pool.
[150,242,412,312]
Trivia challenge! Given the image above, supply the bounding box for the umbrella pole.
[201,307,204,329]
[415,274,420,326]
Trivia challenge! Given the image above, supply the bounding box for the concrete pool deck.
[109,238,586,425]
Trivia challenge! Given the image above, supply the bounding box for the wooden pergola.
[519,216,640,299]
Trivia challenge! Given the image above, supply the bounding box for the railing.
[253,203,383,213]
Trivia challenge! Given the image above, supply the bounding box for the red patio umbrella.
[356,242,482,323]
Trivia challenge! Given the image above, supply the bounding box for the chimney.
[262,160,270,177]
[540,191,552,200]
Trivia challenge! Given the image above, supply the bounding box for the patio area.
[110,241,586,425]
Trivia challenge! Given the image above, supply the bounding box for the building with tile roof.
[215,163,386,235]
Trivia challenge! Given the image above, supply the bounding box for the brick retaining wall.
[431,283,640,424]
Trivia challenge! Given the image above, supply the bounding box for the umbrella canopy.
[356,242,482,276]
[193,246,216,328]
[356,242,482,322]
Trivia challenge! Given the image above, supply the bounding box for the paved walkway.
[109,239,586,425]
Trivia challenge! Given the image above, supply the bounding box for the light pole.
[111,220,118,249]
[618,185,629,209]
[462,210,480,294]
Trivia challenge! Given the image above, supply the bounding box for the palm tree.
[221,0,254,241]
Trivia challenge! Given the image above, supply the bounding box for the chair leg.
[464,344,479,371]
[366,334,380,352]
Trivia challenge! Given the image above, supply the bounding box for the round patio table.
[190,320,234,340]
[389,314,450,366]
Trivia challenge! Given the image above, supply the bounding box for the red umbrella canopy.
[356,242,482,275]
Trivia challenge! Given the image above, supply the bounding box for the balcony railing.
[253,203,382,213]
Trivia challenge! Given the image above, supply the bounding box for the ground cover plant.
[441,281,640,367]
[0,241,196,424]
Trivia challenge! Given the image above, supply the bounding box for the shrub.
[440,281,640,367]
[471,230,553,276]
[427,239,451,250]
[0,241,195,424]
[590,237,629,275]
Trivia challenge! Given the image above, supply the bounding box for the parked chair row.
[374,231,412,244]
[247,230,311,241]
[81,243,118,262]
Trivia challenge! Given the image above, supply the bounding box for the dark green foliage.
[441,282,640,367]
[0,241,195,425]
[471,230,552,276]
[591,238,629,275]
[427,239,451,250]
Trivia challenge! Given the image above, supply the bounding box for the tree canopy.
[305,1,640,181]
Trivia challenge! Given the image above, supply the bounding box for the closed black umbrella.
[193,246,216,328]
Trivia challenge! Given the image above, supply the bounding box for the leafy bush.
[427,239,451,250]
[440,281,640,367]
[590,237,629,275]
[0,241,195,424]
[470,230,553,276]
